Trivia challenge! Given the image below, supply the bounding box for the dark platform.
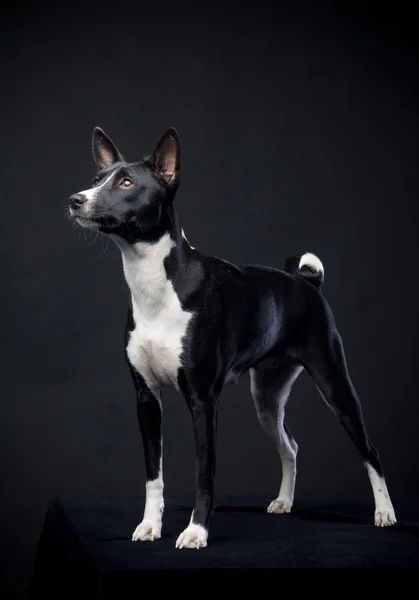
[30,496,419,598]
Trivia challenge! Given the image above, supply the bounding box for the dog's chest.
[122,236,193,392]
[127,296,192,391]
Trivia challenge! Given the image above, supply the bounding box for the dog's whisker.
[88,230,99,246]
[97,235,110,260]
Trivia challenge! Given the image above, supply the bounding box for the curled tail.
[285,252,324,290]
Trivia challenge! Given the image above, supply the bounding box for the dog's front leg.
[176,390,218,549]
[131,383,164,542]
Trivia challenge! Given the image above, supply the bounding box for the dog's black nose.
[69,193,87,209]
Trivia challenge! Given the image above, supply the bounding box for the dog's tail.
[285,252,324,290]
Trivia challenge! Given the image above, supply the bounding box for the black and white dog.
[69,127,396,549]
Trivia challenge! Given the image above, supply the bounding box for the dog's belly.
[127,314,192,391]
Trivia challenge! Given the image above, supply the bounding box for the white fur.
[113,233,193,393]
[175,522,208,549]
[250,362,303,515]
[132,471,164,541]
[365,463,396,526]
[70,172,116,227]
[78,172,115,214]
[298,252,324,275]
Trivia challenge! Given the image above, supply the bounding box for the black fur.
[69,127,390,543]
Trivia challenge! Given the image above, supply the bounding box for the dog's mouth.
[69,206,100,228]
[72,214,100,230]
[70,209,123,233]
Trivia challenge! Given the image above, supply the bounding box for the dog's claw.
[374,508,396,527]
[267,497,293,514]
[175,524,208,549]
[132,519,161,541]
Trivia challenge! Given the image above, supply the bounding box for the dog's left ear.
[151,128,180,185]
[92,127,124,170]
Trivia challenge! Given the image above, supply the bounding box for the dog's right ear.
[149,128,180,186]
[92,127,123,170]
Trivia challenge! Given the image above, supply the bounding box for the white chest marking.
[113,233,193,393]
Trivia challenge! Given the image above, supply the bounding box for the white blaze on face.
[73,172,115,217]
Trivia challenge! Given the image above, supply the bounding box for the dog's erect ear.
[151,128,180,185]
[92,127,123,170]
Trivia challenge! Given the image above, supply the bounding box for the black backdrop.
[1,1,418,597]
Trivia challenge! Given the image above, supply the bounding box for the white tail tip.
[298,252,324,275]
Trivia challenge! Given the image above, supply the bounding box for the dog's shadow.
[213,504,362,524]
[211,505,419,538]
[170,505,418,547]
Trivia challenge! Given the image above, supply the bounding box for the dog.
[68,126,396,549]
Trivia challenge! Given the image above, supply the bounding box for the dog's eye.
[119,178,133,189]
[91,177,99,187]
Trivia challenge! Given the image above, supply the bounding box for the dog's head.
[68,127,180,243]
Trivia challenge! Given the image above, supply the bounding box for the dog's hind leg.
[250,359,303,514]
[301,328,396,526]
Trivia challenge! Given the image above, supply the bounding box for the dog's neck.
[110,205,191,316]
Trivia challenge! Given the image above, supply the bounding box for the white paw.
[132,519,162,541]
[374,507,396,527]
[175,523,208,549]
[267,497,293,514]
